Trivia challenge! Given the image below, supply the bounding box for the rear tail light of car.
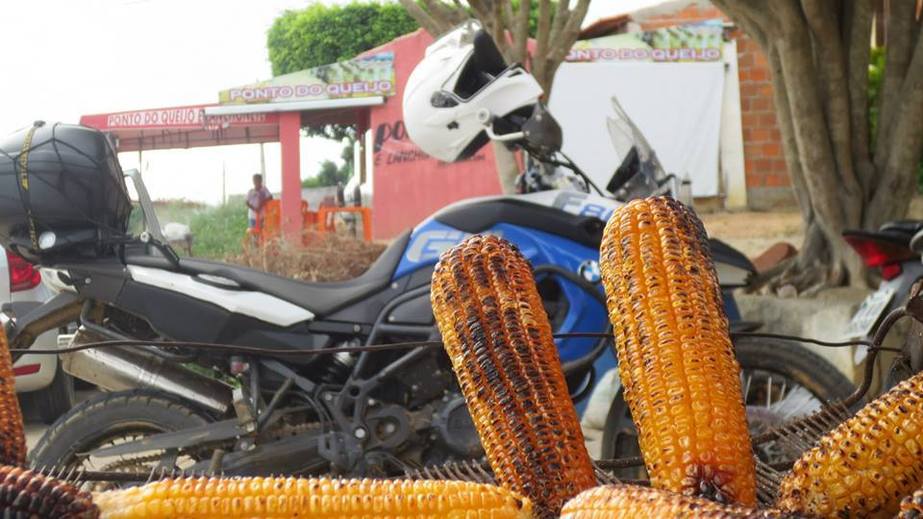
[12,364,40,377]
[5,251,41,293]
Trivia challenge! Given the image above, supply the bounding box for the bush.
[189,203,248,258]
[228,233,385,282]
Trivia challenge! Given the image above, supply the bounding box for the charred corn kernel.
[560,484,797,518]
[0,465,99,518]
[777,370,923,518]
[901,488,923,518]
[0,328,25,466]
[431,235,596,518]
[599,197,756,506]
[93,476,531,519]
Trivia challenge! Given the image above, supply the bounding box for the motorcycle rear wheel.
[600,336,855,479]
[28,389,212,491]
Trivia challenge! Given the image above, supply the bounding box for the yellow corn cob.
[0,327,25,466]
[560,484,795,518]
[777,370,923,518]
[0,464,99,518]
[93,476,531,519]
[430,235,596,518]
[599,196,756,506]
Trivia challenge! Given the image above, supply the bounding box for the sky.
[0,0,660,205]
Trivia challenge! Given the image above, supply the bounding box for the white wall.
[550,61,726,197]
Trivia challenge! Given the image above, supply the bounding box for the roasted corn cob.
[599,196,756,505]
[777,370,923,517]
[0,465,99,518]
[560,484,796,518]
[900,488,923,519]
[0,327,25,466]
[93,476,532,519]
[430,235,596,518]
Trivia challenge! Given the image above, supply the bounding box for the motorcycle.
[2,30,847,484]
[842,221,923,391]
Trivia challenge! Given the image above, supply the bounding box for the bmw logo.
[578,260,601,284]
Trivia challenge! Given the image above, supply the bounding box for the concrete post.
[279,111,303,241]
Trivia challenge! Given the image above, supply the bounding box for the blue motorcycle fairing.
[393,219,608,363]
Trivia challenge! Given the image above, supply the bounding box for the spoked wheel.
[28,389,214,491]
[71,428,206,492]
[601,336,856,480]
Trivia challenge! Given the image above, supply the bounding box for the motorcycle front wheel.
[28,389,213,491]
[600,336,856,479]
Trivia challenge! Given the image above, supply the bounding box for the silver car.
[1,246,74,424]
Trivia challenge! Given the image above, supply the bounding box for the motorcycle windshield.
[606,97,669,184]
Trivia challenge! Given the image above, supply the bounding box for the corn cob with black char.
[430,234,596,518]
[777,370,923,518]
[93,476,531,519]
[599,196,756,506]
[560,484,799,518]
[0,465,99,518]
[0,327,25,467]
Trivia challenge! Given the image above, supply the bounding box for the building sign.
[220,52,396,105]
[373,119,486,167]
[567,20,724,62]
[80,104,279,131]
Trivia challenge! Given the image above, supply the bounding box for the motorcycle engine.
[431,394,484,459]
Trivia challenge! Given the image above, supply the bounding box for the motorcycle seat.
[126,231,411,317]
[879,220,923,240]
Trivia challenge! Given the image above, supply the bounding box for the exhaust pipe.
[60,328,231,414]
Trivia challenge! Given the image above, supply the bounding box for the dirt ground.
[699,209,804,259]
[699,195,923,260]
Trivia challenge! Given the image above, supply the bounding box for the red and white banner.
[80,104,279,131]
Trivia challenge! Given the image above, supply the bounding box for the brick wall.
[632,0,796,209]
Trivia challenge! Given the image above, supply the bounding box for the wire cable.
[10,330,896,357]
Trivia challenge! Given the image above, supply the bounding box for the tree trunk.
[714,0,923,294]
[493,143,521,194]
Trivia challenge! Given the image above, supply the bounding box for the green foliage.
[301,156,353,188]
[188,202,248,258]
[516,0,552,38]
[267,2,418,141]
[868,47,885,143]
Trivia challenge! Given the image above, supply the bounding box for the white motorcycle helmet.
[403,21,544,163]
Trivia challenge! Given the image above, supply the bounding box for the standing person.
[246,174,273,232]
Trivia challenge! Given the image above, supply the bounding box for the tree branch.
[767,43,813,227]
[542,0,590,96]
[533,0,553,90]
[775,0,855,243]
[547,0,571,53]
[490,0,507,53]
[398,0,451,36]
[875,0,918,158]
[801,0,861,211]
[502,0,515,30]
[867,28,923,226]
[512,0,531,64]
[844,0,876,202]
[712,0,777,48]
[424,0,469,27]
